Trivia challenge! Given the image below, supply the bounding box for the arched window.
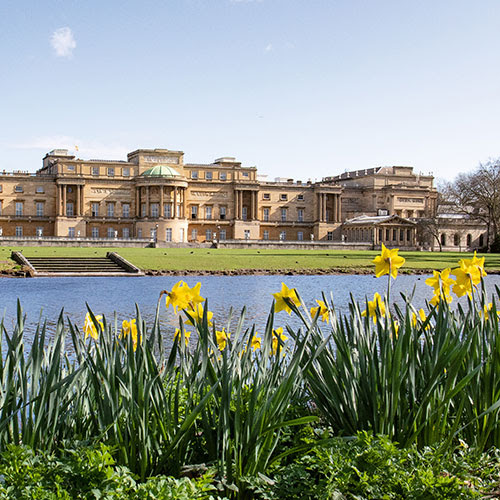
[466,234,472,246]
[440,233,446,246]
[479,234,484,247]
[454,234,460,246]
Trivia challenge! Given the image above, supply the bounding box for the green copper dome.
[141,165,181,178]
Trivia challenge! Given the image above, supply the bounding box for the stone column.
[76,185,81,216]
[337,195,341,222]
[56,185,61,216]
[239,190,243,220]
[160,185,164,217]
[81,185,85,216]
[254,191,258,219]
[136,187,140,217]
[182,188,186,218]
[62,185,67,216]
[234,190,239,219]
[146,186,150,218]
[173,186,178,218]
[322,194,327,222]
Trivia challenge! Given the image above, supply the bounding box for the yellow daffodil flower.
[249,334,261,351]
[174,328,191,346]
[451,262,481,297]
[430,290,453,306]
[271,327,288,355]
[273,283,301,314]
[361,292,386,322]
[122,319,139,351]
[411,308,430,329]
[165,281,205,313]
[310,300,329,323]
[461,251,487,278]
[185,303,213,327]
[215,328,229,350]
[425,268,454,296]
[83,312,103,340]
[482,302,493,320]
[372,244,406,279]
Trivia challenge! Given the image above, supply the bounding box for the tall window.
[15,202,23,216]
[68,227,75,238]
[205,171,213,180]
[92,166,99,176]
[92,203,99,217]
[297,231,303,241]
[15,226,23,236]
[36,227,43,237]
[206,206,212,219]
[297,208,304,222]
[141,203,147,217]
[263,230,269,240]
[122,203,130,218]
[219,172,227,181]
[165,228,172,241]
[91,227,99,238]
[36,202,44,217]
[191,229,198,241]
[107,203,115,217]
[279,231,286,241]
[191,205,198,219]
[191,171,198,179]
[66,202,74,216]
[107,227,115,238]
[107,167,115,177]
[219,229,226,240]
[220,206,226,220]
[122,167,130,177]
[151,203,159,218]
[164,203,171,218]
[0,200,3,215]
[242,206,247,220]
[263,208,270,222]
[281,208,287,222]
[123,228,130,238]
[206,229,212,241]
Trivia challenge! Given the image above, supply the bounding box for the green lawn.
[3,246,500,273]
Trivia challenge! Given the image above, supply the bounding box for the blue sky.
[1,0,499,183]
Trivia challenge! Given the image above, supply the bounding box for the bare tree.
[445,159,500,251]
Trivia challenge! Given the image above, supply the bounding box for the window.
[407,229,411,241]
[67,165,75,172]
[15,185,23,193]
[280,194,287,201]
[386,229,390,240]
[219,172,227,181]
[220,229,226,240]
[242,206,247,220]
[137,228,142,238]
[123,228,130,238]
[15,226,23,236]
[205,171,213,180]
[141,203,147,217]
[263,208,270,222]
[327,231,333,241]
[122,203,130,218]
[92,166,99,176]
[36,227,43,237]
[206,229,213,241]
[0,200,2,215]
[454,233,460,246]
[91,227,99,238]
[165,228,172,242]
[15,201,23,216]
[68,227,75,238]
[151,203,159,218]
[206,206,212,219]
[122,167,130,177]
[91,203,99,217]
[479,234,484,247]
[392,229,397,240]
[66,202,74,216]
[107,203,115,217]
[191,205,198,219]
[281,208,287,222]
[242,171,249,177]
[36,202,44,217]
[244,230,250,240]
[263,193,270,200]
[263,230,269,240]
[220,206,226,220]
[297,231,304,241]
[297,208,304,222]
[191,171,198,179]
[36,186,44,193]
[399,229,404,241]
[107,167,115,177]
[191,229,198,241]
[107,227,116,238]
[441,234,446,246]
[0,185,3,192]
[379,229,383,241]
[297,194,304,201]
[279,231,286,241]
[467,234,472,246]
[164,203,172,218]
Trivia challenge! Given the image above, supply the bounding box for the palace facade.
[0,147,441,246]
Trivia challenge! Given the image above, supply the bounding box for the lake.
[1,274,500,340]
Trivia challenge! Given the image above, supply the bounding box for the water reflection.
[1,275,500,342]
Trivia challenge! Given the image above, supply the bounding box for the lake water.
[2,274,500,340]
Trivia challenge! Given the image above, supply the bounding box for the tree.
[444,159,500,251]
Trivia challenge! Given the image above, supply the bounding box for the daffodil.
[361,292,386,322]
[482,302,494,320]
[430,290,453,306]
[165,281,205,313]
[215,328,230,350]
[273,283,300,314]
[83,312,103,340]
[185,303,213,327]
[271,327,288,355]
[122,319,139,351]
[249,334,261,351]
[310,300,329,322]
[372,244,405,279]
[174,328,191,346]
[451,262,481,297]
[411,308,430,329]
[425,268,454,296]
[461,251,487,278]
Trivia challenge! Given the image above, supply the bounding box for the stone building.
[0,147,445,246]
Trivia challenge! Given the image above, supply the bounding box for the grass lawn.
[2,246,500,273]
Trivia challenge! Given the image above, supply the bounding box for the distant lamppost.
[155,224,159,244]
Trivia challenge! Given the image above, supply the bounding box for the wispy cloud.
[11,136,130,160]
[50,27,76,58]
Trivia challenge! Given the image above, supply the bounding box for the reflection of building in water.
[0,147,482,249]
